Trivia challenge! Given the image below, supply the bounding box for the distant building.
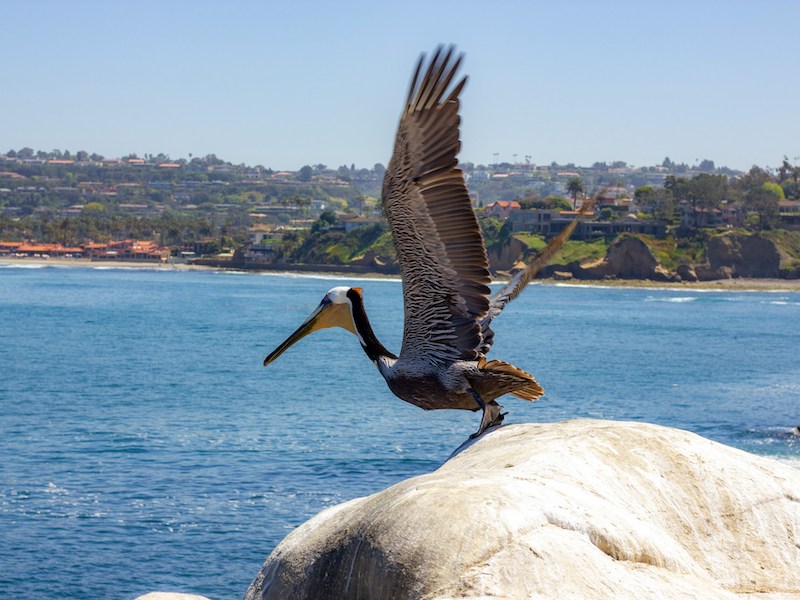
[778,200,800,229]
[678,202,723,229]
[240,243,276,264]
[508,208,665,240]
[596,186,631,209]
[84,240,168,262]
[247,225,276,245]
[4,242,84,257]
[485,200,521,219]
[721,203,745,228]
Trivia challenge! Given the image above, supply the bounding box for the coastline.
[0,256,215,272]
[2,255,800,291]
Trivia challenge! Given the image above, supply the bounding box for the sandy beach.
[2,255,799,291]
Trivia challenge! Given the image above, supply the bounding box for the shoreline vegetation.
[3,255,800,291]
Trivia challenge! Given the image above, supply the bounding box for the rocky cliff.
[539,232,791,282]
[246,420,800,600]
[696,232,783,279]
[541,235,673,281]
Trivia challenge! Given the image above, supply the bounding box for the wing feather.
[479,197,597,353]
[382,46,490,362]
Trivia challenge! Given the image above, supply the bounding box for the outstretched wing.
[479,198,596,354]
[382,46,491,363]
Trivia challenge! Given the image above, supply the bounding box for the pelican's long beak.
[263,298,354,366]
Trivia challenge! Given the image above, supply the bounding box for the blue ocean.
[2,264,799,599]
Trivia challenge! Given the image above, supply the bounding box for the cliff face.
[538,232,789,282]
[543,235,673,281]
[697,233,782,279]
[487,235,528,272]
[246,420,800,600]
[579,236,672,281]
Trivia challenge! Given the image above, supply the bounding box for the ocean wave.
[0,263,52,269]
[645,296,697,303]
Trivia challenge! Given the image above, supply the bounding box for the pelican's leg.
[468,390,505,439]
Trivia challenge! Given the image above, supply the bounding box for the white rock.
[134,593,211,600]
[246,419,800,599]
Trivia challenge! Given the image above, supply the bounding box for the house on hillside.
[779,200,800,229]
[508,208,665,239]
[596,187,631,209]
[485,200,521,219]
[678,202,723,228]
[721,203,745,227]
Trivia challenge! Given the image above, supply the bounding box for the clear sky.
[4,0,799,172]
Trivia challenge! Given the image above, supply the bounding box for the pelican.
[264,46,591,438]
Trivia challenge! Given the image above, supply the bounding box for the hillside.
[3,148,800,280]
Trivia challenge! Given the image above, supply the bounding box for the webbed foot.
[469,396,505,439]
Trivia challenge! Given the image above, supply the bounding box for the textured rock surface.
[699,233,782,279]
[246,420,800,600]
[134,593,211,600]
[546,236,674,281]
[487,236,528,272]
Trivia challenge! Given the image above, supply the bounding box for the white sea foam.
[645,296,697,303]
[0,262,49,269]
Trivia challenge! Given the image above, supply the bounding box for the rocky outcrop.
[544,235,675,281]
[246,420,800,600]
[584,235,673,280]
[696,233,782,280]
[487,235,528,272]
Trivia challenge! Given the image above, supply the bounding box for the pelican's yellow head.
[263,286,360,366]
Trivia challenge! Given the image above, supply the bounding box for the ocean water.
[1,264,799,599]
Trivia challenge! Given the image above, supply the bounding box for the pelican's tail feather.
[477,357,544,402]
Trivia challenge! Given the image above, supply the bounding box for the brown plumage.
[263,46,591,438]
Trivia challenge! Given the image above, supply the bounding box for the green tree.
[690,173,728,215]
[736,167,779,230]
[297,165,313,182]
[698,159,716,172]
[634,186,675,222]
[744,186,780,230]
[762,181,785,201]
[566,176,584,206]
[296,195,312,216]
[665,173,728,229]
[311,209,337,234]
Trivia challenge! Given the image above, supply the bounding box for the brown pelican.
[264,46,591,438]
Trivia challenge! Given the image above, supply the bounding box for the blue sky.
[4,0,799,172]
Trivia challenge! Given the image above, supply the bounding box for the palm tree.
[566,176,584,208]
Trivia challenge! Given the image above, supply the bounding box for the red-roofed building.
[84,239,168,262]
[0,241,22,255]
[485,200,522,219]
[12,243,83,257]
